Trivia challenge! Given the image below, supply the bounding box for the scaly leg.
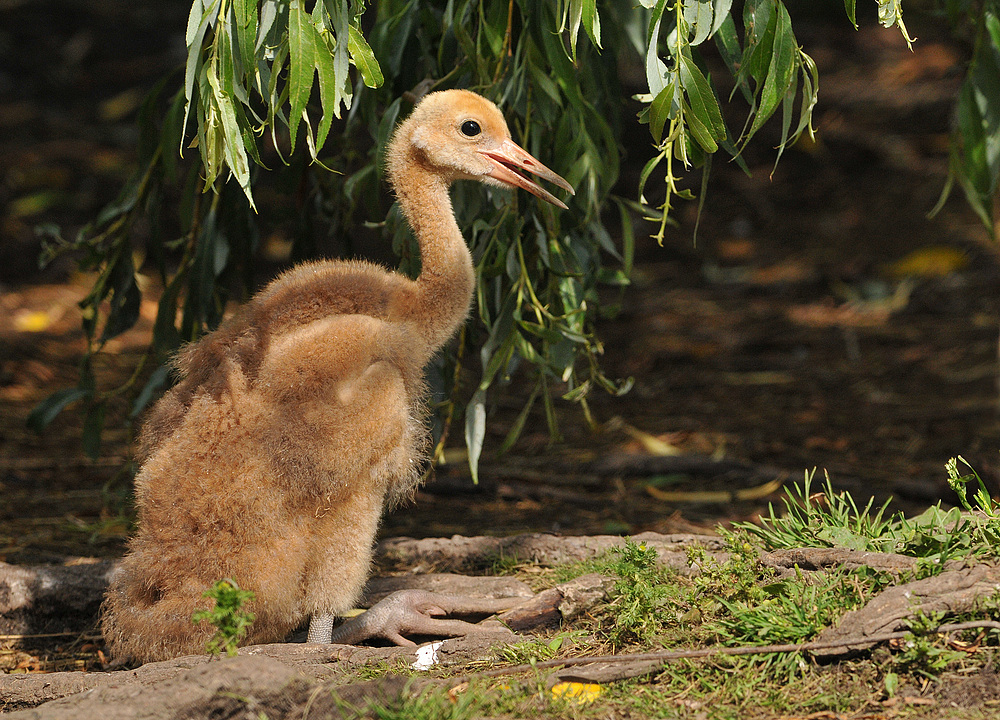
[307,613,338,643]
[309,590,521,646]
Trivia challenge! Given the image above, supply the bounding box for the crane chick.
[101,89,573,663]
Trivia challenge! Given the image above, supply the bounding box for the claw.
[323,589,522,646]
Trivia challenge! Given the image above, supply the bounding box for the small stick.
[447,620,1000,685]
[0,633,103,641]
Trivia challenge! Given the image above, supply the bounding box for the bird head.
[392,89,574,209]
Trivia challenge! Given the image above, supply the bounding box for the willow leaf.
[82,402,106,460]
[971,13,1000,185]
[645,0,669,95]
[348,23,383,87]
[679,53,725,142]
[582,0,601,49]
[743,0,776,84]
[684,0,714,46]
[315,32,340,150]
[649,82,675,144]
[233,0,258,78]
[217,7,237,97]
[956,79,993,226]
[465,389,487,482]
[747,2,796,140]
[322,0,351,117]
[714,14,751,104]
[711,0,733,37]
[27,387,90,433]
[638,149,665,203]
[288,0,316,154]
[772,73,797,174]
[207,70,255,208]
[683,98,719,153]
[182,0,220,155]
[844,0,857,28]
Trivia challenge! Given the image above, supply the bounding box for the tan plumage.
[101,89,572,663]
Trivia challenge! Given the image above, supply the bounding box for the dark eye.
[460,120,481,137]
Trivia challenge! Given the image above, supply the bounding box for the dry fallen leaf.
[887,245,968,278]
[550,681,602,705]
[14,310,53,333]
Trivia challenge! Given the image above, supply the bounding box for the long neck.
[388,147,476,352]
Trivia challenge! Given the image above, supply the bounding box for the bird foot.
[308,589,522,647]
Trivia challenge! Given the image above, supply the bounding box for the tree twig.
[447,620,1000,685]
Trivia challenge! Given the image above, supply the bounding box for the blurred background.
[1,0,998,568]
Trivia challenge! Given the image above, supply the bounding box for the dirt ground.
[1,0,999,685]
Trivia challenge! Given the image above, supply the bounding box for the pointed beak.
[479,139,575,210]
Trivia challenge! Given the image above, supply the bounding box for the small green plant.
[336,683,485,720]
[893,611,970,680]
[191,578,256,657]
[690,533,768,607]
[496,635,566,665]
[714,566,879,641]
[738,469,897,552]
[485,550,523,577]
[739,462,1000,563]
[947,456,1000,533]
[601,539,677,647]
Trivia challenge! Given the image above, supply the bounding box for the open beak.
[479,139,575,210]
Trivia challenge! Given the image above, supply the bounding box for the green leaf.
[465,389,487,483]
[693,149,712,241]
[645,1,669,95]
[844,0,857,28]
[265,41,290,161]
[817,525,871,551]
[498,385,539,455]
[684,0,715,46]
[183,0,220,155]
[161,88,187,180]
[82,402,106,460]
[638,149,666,203]
[256,0,279,54]
[348,23,383,88]
[233,0,258,74]
[528,62,563,106]
[288,0,317,154]
[314,31,340,151]
[614,197,636,277]
[154,274,185,353]
[683,100,718,154]
[649,82,675,144]
[971,15,1000,186]
[232,99,264,167]
[581,0,602,49]
[679,52,726,145]
[217,7,237,98]
[131,364,172,419]
[955,79,995,228]
[747,2,797,141]
[714,14,750,104]
[564,0,583,61]
[711,0,734,37]
[206,70,255,208]
[27,387,90,433]
[772,72,797,174]
[743,0,776,83]
[100,252,142,342]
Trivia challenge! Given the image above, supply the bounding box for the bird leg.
[307,613,339,644]
[309,589,522,647]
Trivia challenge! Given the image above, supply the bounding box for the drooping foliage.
[32,1,996,478]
